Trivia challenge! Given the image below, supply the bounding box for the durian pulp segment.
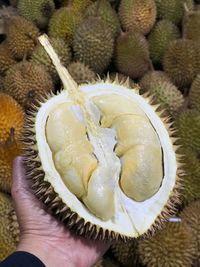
[46,100,121,221]
[35,83,177,238]
[39,35,122,221]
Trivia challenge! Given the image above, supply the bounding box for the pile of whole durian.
[0,0,200,266]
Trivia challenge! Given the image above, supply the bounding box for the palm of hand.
[12,157,110,267]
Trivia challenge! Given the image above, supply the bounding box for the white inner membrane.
[36,82,177,238]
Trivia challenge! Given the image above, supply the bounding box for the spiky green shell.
[111,239,140,267]
[109,73,137,89]
[73,17,114,73]
[115,32,150,79]
[138,221,197,267]
[60,0,92,12]
[155,0,194,25]
[180,201,200,264]
[0,42,17,76]
[68,62,96,84]
[148,20,180,65]
[6,16,40,60]
[119,0,157,34]
[85,0,120,37]
[174,109,200,154]
[163,39,200,87]
[148,81,184,116]
[189,74,200,111]
[17,0,55,29]
[180,148,200,203]
[0,142,22,193]
[48,7,83,44]
[31,38,72,82]
[3,62,54,109]
[0,158,12,193]
[0,192,19,261]
[183,10,200,41]
[139,71,171,92]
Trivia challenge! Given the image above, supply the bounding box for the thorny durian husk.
[0,192,20,261]
[22,35,183,241]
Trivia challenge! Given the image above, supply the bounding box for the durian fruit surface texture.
[6,16,40,60]
[0,141,22,193]
[68,62,96,84]
[31,37,72,82]
[183,9,200,41]
[145,80,184,116]
[3,61,54,109]
[174,109,200,154]
[115,32,150,79]
[22,35,181,241]
[111,239,140,266]
[139,71,171,92]
[119,0,157,34]
[189,74,200,111]
[0,192,19,261]
[180,201,200,265]
[0,93,24,144]
[73,17,114,73]
[155,0,194,25]
[84,0,120,38]
[67,0,92,13]
[0,42,17,76]
[148,20,180,65]
[17,0,55,29]
[163,39,200,87]
[180,148,200,203]
[138,221,197,267]
[48,7,83,44]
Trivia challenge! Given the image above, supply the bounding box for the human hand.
[12,157,111,267]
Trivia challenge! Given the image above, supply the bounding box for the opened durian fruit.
[23,35,181,241]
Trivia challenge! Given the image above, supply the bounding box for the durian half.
[23,35,182,241]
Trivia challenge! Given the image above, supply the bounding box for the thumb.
[11,156,40,212]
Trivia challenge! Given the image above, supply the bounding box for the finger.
[11,156,37,207]
[12,156,30,195]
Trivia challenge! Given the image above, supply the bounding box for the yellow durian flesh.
[46,102,97,199]
[28,35,178,239]
[46,87,163,220]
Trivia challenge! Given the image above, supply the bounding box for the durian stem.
[39,34,78,94]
